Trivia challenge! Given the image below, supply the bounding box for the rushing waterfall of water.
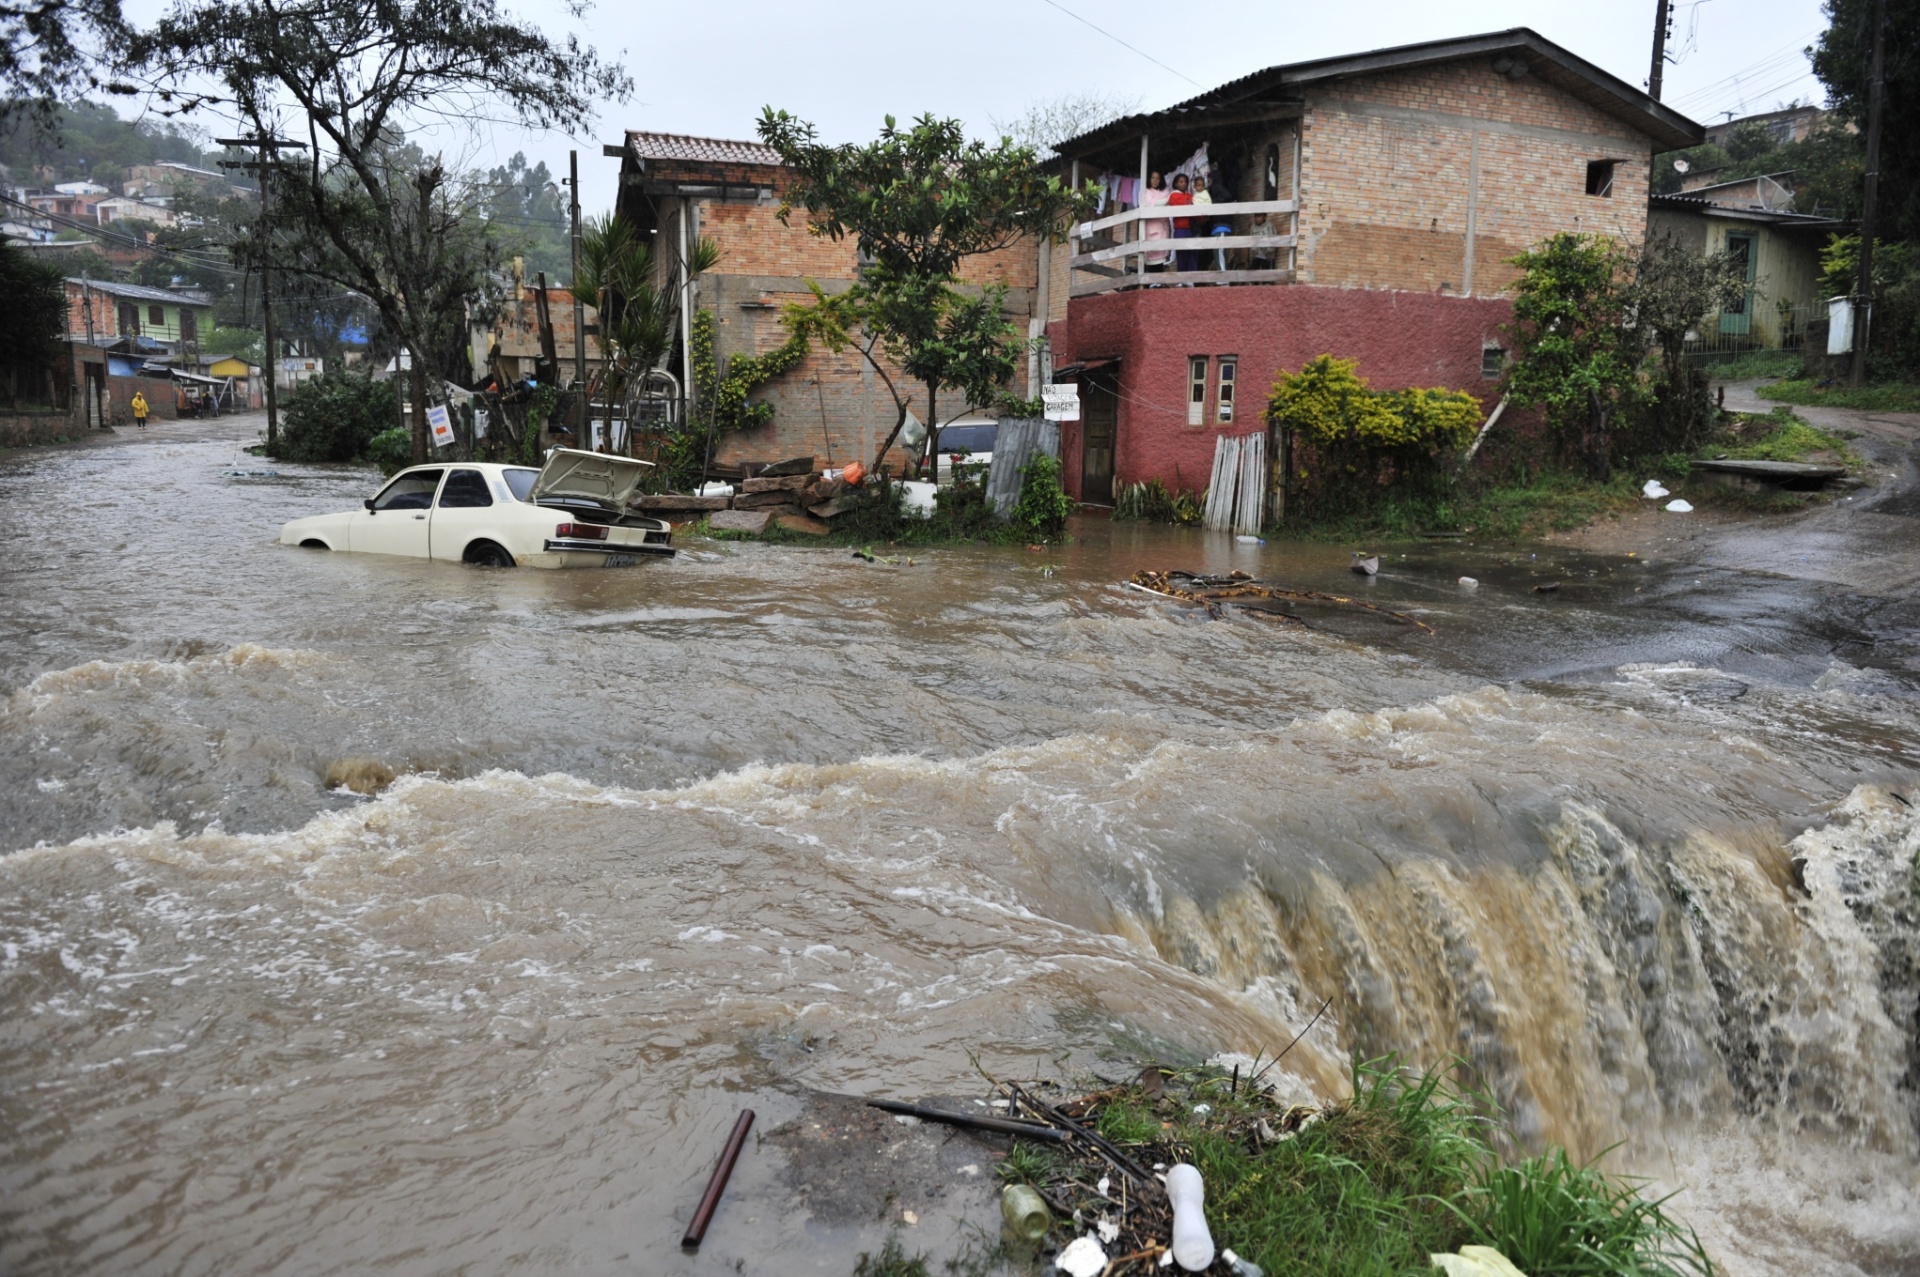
[2,428,1917,1275]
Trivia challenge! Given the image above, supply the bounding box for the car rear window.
[936,423,996,453]
[503,468,539,502]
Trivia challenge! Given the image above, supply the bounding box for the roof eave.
[1059,27,1702,159]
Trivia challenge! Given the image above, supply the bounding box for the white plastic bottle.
[1165,1162,1214,1271]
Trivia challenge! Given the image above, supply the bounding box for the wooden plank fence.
[1202,433,1267,535]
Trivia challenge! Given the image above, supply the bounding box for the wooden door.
[1079,375,1117,504]
[1719,233,1758,336]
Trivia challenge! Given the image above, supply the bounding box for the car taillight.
[554,522,608,540]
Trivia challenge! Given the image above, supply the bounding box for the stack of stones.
[633,456,860,536]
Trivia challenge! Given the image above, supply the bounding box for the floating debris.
[1125,570,1433,634]
[1350,552,1379,576]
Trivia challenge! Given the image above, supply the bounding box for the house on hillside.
[63,278,211,355]
[1701,105,1827,150]
[1041,27,1702,505]
[606,130,1035,468]
[94,197,180,230]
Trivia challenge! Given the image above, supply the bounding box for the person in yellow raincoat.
[131,391,149,430]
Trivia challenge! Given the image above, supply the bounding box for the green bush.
[365,427,413,475]
[1012,453,1074,538]
[266,373,399,463]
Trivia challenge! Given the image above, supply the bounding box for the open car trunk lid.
[528,448,654,511]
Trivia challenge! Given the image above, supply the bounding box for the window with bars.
[148,304,165,326]
[1188,356,1207,426]
[1216,359,1237,423]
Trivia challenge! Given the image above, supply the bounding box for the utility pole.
[217,134,308,449]
[1850,0,1887,389]
[568,150,588,449]
[1648,0,1673,100]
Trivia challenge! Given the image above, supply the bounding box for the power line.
[1034,0,1204,89]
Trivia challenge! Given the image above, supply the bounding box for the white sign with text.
[1041,384,1080,421]
[427,403,456,448]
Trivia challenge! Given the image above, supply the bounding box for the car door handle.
[413,514,426,520]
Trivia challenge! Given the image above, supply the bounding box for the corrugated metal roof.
[624,131,782,167]
[63,277,210,305]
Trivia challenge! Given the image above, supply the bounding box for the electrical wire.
[1034,0,1203,89]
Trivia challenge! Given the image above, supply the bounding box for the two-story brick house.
[1044,28,1703,504]
[608,131,1038,468]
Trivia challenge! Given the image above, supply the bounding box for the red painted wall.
[1053,287,1511,500]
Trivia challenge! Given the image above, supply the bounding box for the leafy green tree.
[571,211,717,448]
[0,238,65,405]
[266,370,397,462]
[1814,0,1920,239]
[1502,234,1645,477]
[755,110,1093,473]
[479,151,569,278]
[131,0,630,461]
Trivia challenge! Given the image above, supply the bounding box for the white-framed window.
[1216,358,1237,423]
[1188,356,1208,426]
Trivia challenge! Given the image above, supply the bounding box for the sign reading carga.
[1041,384,1081,421]
[427,403,456,448]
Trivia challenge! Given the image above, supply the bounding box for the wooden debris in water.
[1125,570,1434,634]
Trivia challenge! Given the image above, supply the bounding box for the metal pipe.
[681,1109,754,1248]
[863,1097,1069,1142]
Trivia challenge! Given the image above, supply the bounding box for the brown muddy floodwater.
[2,420,1917,1276]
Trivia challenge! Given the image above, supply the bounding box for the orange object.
[842,461,866,487]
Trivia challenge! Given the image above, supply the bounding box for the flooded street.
[3,416,1918,1276]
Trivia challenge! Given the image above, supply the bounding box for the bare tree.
[989,91,1142,158]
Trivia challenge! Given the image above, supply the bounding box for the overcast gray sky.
[122,0,1831,217]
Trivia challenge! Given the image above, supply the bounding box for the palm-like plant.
[572,214,719,450]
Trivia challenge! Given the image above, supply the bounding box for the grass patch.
[1707,350,1803,380]
[1706,407,1856,464]
[994,1058,1713,1277]
[1757,378,1920,413]
[1283,471,1644,543]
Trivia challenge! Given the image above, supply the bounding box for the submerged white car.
[280,449,674,568]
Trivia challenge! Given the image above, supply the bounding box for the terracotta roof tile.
[624,131,782,167]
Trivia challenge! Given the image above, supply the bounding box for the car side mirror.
[364,498,376,511]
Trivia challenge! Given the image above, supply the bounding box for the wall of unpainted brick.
[1055,284,1508,501]
[662,155,1045,466]
[1296,60,1651,296]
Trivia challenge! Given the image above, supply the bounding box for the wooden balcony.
[1067,199,1298,297]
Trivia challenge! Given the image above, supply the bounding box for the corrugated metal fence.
[985,417,1060,520]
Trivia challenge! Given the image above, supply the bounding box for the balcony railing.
[1068,199,1297,296]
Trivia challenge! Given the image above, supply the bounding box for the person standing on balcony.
[1168,173,1196,274]
[1140,171,1172,273]
[1192,175,1226,271]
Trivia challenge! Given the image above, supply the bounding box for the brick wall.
[669,156,1043,467]
[1297,60,1651,295]
[1056,284,1508,501]
[0,409,82,448]
[64,284,122,341]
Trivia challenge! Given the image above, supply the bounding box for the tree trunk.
[1586,388,1611,482]
[411,359,429,463]
[921,381,938,479]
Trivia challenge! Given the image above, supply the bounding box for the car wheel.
[300,539,330,550]
[466,541,516,568]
